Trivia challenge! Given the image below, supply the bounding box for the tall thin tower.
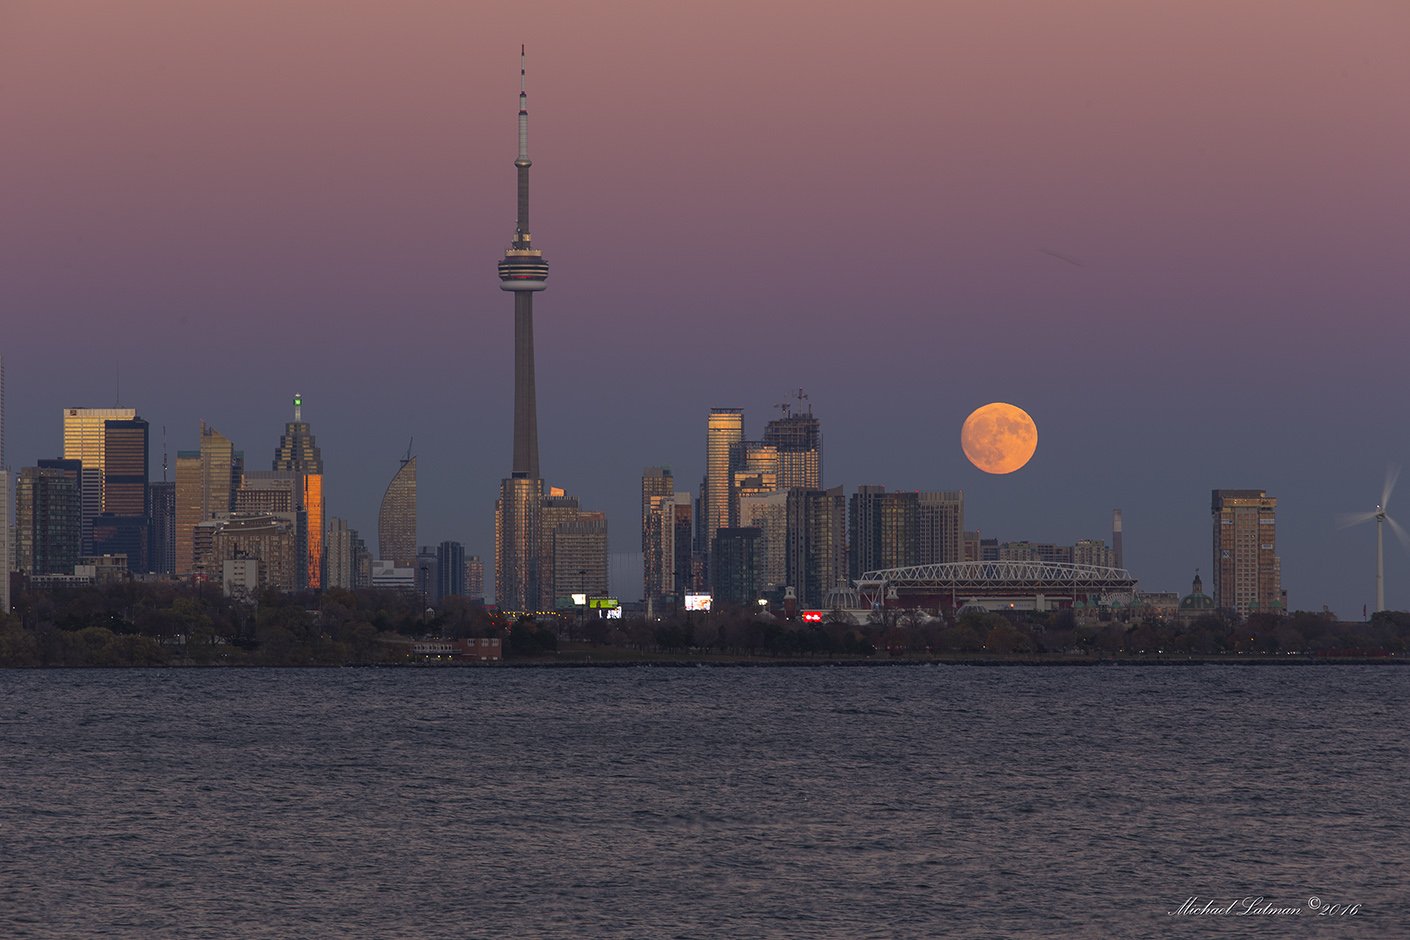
[495,46,550,610]
[498,44,549,479]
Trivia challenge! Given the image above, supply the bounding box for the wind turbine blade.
[1383,465,1401,512]
[1387,514,1410,552]
[1336,511,1378,529]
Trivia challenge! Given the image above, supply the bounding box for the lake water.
[1,665,1406,938]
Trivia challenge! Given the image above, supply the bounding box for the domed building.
[1178,572,1217,623]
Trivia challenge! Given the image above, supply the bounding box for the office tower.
[147,481,175,574]
[763,405,822,490]
[466,555,485,599]
[325,516,359,590]
[917,491,964,565]
[712,527,761,606]
[273,394,325,589]
[1112,509,1124,569]
[494,48,553,613]
[704,408,744,551]
[642,467,674,610]
[416,546,439,603]
[16,463,81,575]
[92,418,150,571]
[1212,489,1281,615]
[740,490,788,596]
[378,455,416,568]
[173,423,243,575]
[437,540,466,602]
[786,486,847,608]
[211,513,298,593]
[238,470,307,589]
[62,407,137,552]
[551,511,608,600]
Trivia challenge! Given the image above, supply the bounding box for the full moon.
[961,403,1038,474]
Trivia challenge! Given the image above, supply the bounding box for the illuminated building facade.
[704,408,744,554]
[763,410,822,491]
[1212,489,1282,615]
[495,476,541,610]
[62,407,136,551]
[466,555,485,599]
[378,455,416,568]
[551,511,608,601]
[740,490,788,596]
[273,394,324,589]
[917,491,964,565]
[173,423,243,576]
[211,512,297,593]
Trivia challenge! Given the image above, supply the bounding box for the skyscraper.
[1212,489,1282,615]
[494,47,552,612]
[704,408,744,553]
[641,467,674,610]
[787,487,847,608]
[62,407,137,552]
[92,417,151,571]
[378,455,416,568]
[16,462,81,575]
[273,394,325,589]
[436,540,466,603]
[1112,508,1124,569]
[763,405,822,491]
[173,423,242,576]
[148,481,176,574]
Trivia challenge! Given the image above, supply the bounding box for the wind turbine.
[1339,466,1410,614]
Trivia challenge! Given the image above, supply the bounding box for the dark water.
[1,665,1406,938]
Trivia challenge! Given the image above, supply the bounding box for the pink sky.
[3,1,1408,612]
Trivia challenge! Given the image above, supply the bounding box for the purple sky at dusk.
[3,1,1408,615]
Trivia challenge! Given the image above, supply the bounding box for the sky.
[2,1,1408,616]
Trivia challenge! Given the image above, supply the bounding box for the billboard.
[801,611,823,623]
[684,593,713,612]
[589,597,619,610]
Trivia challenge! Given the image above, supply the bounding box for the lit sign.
[571,593,588,606]
[802,611,823,623]
[605,608,622,620]
[589,597,619,609]
[684,593,713,612]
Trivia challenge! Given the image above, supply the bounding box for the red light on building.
[802,611,823,623]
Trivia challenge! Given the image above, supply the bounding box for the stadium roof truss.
[856,561,1138,594]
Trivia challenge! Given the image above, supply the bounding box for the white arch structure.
[854,561,1138,611]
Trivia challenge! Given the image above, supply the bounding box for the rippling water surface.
[2,665,1406,938]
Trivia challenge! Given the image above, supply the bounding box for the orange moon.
[961,403,1038,474]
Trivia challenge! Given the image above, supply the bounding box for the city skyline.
[3,2,1408,616]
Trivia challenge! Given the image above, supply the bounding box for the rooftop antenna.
[162,425,168,482]
[404,437,414,465]
[115,360,121,406]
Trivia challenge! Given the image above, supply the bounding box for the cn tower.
[497,44,549,480]
[494,47,549,610]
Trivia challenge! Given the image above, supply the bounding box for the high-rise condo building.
[551,511,608,600]
[16,462,82,575]
[62,407,137,552]
[238,470,307,590]
[713,527,761,606]
[378,455,417,568]
[763,407,822,491]
[436,540,466,603]
[325,516,362,590]
[704,408,744,554]
[495,47,552,612]
[466,555,485,599]
[786,486,847,608]
[173,423,243,576]
[641,467,674,611]
[917,491,964,566]
[1211,489,1282,615]
[148,481,176,574]
[740,489,788,596]
[848,486,917,579]
[273,394,324,589]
